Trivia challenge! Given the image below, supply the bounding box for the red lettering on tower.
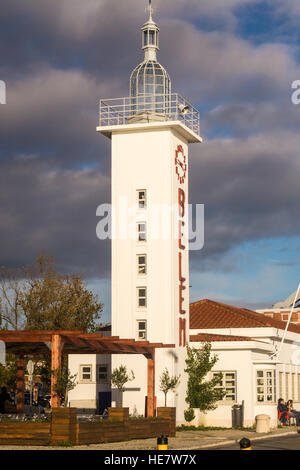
[178,186,186,347]
[178,188,185,217]
[179,317,186,347]
[178,220,185,250]
[178,252,186,315]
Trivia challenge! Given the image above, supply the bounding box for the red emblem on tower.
[175,145,187,184]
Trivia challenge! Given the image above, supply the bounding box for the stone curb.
[188,429,298,450]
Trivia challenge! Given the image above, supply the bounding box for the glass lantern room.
[130,61,171,114]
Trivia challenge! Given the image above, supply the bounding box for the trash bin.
[232,402,244,427]
[255,414,270,433]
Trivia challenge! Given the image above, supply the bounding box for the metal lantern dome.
[130,60,171,114]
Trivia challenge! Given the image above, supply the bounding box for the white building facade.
[189,299,300,428]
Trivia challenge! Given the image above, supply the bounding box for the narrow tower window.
[137,222,147,241]
[137,254,147,275]
[137,189,146,209]
[137,320,147,340]
[137,287,147,308]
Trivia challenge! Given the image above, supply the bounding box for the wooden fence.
[0,407,176,446]
[0,422,51,446]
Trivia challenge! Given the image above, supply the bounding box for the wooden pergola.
[0,330,174,417]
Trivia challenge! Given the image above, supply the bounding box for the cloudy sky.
[0,0,300,323]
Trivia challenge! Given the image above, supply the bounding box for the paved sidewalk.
[0,426,298,450]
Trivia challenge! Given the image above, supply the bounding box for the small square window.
[137,254,147,275]
[137,320,147,340]
[137,190,146,209]
[80,365,92,382]
[213,371,237,402]
[137,287,147,308]
[255,370,276,403]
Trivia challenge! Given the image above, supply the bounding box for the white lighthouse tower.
[97,1,202,423]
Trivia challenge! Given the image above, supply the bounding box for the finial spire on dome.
[148,0,154,21]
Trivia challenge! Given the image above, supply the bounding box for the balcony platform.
[97,93,202,143]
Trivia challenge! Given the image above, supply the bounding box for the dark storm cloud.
[189,131,300,271]
[0,157,111,277]
[0,0,300,278]
[0,0,270,86]
[203,102,300,138]
[0,68,118,168]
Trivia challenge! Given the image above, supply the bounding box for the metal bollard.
[239,437,252,450]
[157,435,168,450]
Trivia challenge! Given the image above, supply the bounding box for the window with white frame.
[285,372,290,399]
[137,254,147,275]
[137,222,147,242]
[97,365,109,383]
[256,370,276,402]
[292,373,296,400]
[80,365,92,382]
[279,372,284,398]
[137,190,146,209]
[137,287,147,308]
[213,371,237,401]
[137,320,147,340]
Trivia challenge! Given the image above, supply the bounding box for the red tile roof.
[190,299,300,334]
[189,333,264,343]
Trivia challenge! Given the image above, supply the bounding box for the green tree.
[21,255,103,331]
[159,368,180,406]
[110,365,135,407]
[35,356,77,406]
[53,367,77,407]
[0,255,102,404]
[185,342,226,412]
[0,254,103,332]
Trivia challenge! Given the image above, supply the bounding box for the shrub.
[184,408,195,422]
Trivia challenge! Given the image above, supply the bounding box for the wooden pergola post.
[51,334,62,408]
[146,349,155,417]
[16,351,25,414]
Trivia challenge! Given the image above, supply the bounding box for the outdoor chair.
[277,408,296,426]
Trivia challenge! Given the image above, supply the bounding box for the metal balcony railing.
[99,93,200,136]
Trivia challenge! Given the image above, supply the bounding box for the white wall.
[188,333,300,428]
[188,346,255,428]
[68,354,111,410]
